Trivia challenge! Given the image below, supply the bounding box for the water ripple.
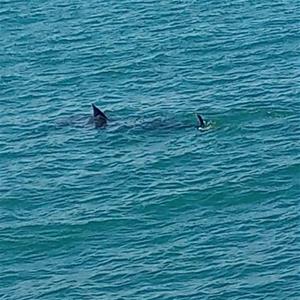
[1,0,299,299]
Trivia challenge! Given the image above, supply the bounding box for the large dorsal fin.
[196,113,205,128]
[92,104,108,121]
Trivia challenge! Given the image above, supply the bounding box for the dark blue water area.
[0,0,299,299]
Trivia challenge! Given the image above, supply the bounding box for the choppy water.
[1,1,299,299]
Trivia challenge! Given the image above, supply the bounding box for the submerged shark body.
[90,104,208,131]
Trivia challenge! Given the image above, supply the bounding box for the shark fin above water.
[92,103,108,121]
[196,113,205,128]
[92,104,108,127]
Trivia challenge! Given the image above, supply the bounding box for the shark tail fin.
[196,113,205,128]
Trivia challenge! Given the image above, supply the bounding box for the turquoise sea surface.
[1,0,299,299]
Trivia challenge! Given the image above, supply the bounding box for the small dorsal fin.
[92,104,108,120]
[196,113,205,128]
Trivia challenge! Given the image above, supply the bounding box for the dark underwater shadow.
[105,114,216,136]
[55,114,92,128]
[53,111,216,135]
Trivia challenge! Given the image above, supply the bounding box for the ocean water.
[0,0,299,299]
